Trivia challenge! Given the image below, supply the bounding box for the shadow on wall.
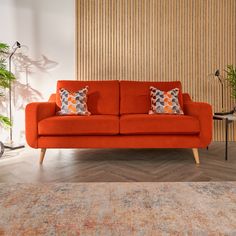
[14,51,59,85]
[0,47,58,142]
[12,48,58,109]
[0,46,58,112]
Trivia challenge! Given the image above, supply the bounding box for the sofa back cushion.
[56,80,119,115]
[120,81,183,114]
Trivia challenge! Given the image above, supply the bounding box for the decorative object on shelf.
[225,65,236,116]
[0,43,16,157]
[0,42,24,150]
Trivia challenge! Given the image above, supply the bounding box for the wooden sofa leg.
[39,148,46,165]
[192,148,200,164]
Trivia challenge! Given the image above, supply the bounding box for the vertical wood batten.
[77,0,236,141]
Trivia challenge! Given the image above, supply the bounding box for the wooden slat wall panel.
[77,0,236,141]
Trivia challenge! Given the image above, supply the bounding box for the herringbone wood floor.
[0,142,235,182]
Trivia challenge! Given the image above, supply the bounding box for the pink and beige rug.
[0,182,235,235]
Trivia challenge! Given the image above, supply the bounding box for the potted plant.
[225,65,236,115]
[0,43,16,157]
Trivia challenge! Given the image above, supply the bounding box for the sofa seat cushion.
[38,115,119,135]
[120,114,200,135]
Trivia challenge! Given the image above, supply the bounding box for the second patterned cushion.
[58,86,91,116]
[149,86,184,115]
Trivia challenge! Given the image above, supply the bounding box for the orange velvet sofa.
[25,80,212,164]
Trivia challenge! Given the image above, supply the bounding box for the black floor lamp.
[213,69,231,116]
[4,41,25,150]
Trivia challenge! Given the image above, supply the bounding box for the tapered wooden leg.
[39,148,46,165]
[192,148,200,164]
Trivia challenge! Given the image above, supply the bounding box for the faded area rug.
[0,182,235,235]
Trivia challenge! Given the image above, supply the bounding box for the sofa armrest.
[184,102,213,147]
[25,102,56,148]
[48,93,56,102]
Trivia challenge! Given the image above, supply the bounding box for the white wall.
[0,0,76,143]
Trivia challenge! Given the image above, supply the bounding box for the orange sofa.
[25,80,212,164]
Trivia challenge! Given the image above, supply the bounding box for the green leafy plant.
[0,43,16,127]
[225,65,236,100]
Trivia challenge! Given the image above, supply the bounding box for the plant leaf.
[0,42,15,127]
[0,43,9,54]
[225,64,236,100]
[0,115,12,128]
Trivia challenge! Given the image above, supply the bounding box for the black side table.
[213,114,236,160]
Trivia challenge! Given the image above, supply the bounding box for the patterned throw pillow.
[149,86,184,115]
[58,86,91,115]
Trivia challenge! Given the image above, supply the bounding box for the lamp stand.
[214,71,231,116]
[4,42,24,150]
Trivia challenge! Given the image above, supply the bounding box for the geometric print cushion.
[149,86,184,115]
[57,86,91,116]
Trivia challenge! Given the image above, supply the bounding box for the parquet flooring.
[0,142,235,182]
